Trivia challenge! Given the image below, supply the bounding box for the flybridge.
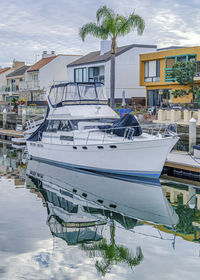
[48,82,107,108]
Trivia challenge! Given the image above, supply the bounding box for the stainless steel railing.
[42,123,178,146]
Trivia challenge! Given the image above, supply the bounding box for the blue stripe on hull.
[31,156,161,180]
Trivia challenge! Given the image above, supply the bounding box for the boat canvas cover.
[99,114,142,137]
[27,106,50,142]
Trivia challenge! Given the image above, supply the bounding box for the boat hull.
[27,136,178,179]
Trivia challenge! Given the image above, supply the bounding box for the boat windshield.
[48,82,107,107]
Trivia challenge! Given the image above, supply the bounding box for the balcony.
[19,80,40,91]
[0,85,19,94]
[165,69,176,82]
[88,75,105,84]
[166,61,200,82]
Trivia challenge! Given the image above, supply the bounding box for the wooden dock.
[0,129,24,139]
[165,151,200,173]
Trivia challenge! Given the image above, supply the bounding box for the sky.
[1,0,200,67]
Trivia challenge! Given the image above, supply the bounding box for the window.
[31,74,38,81]
[147,90,160,107]
[59,120,72,131]
[166,57,175,68]
[74,68,86,82]
[95,83,107,100]
[46,120,60,132]
[177,56,186,62]
[88,67,99,82]
[144,60,160,82]
[88,67,105,83]
[189,55,196,62]
[78,84,97,100]
[64,84,79,101]
[196,61,200,73]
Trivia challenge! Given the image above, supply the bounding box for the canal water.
[0,143,200,280]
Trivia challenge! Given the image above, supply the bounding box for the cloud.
[0,1,200,66]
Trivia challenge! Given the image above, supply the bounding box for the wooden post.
[188,186,196,209]
[189,117,196,154]
[22,108,26,127]
[3,108,7,129]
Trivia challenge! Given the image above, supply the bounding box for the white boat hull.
[27,136,178,179]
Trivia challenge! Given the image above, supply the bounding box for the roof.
[27,56,57,72]
[157,46,187,51]
[67,44,157,67]
[6,65,30,78]
[0,67,11,75]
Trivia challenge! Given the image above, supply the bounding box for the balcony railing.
[165,68,176,82]
[88,75,104,84]
[19,80,40,91]
[0,85,19,94]
[166,61,200,82]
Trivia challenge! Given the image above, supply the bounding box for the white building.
[67,41,157,102]
[19,51,82,103]
[0,61,26,103]
[0,67,12,102]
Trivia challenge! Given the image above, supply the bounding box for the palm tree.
[80,221,143,276]
[79,5,145,108]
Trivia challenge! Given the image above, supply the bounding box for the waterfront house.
[6,64,30,101]
[0,61,25,104]
[19,51,82,104]
[139,46,200,107]
[0,67,12,103]
[67,41,157,104]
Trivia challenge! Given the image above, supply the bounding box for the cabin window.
[96,83,107,100]
[63,84,79,101]
[78,84,97,100]
[97,146,104,149]
[46,120,60,132]
[59,120,72,131]
[55,86,64,104]
[60,135,74,141]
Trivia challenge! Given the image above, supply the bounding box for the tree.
[171,61,200,103]
[79,5,145,108]
[81,221,143,276]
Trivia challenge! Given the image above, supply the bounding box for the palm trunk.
[110,55,115,109]
[110,38,116,109]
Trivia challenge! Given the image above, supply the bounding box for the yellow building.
[140,46,200,107]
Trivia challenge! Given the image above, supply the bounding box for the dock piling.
[3,108,7,129]
[22,109,26,127]
[189,117,197,155]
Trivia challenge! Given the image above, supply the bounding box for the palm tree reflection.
[81,220,143,276]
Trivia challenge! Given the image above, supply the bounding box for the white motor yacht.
[26,82,179,179]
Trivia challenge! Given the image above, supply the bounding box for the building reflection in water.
[161,181,200,243]
[26,159,179,276]
[0,143,27,182]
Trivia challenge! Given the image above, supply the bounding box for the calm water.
[0,143,200,280]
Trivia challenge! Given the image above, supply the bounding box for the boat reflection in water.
[26,159,179,276]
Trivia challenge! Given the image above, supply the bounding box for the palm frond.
[79,23,108,41]
[96,5,114,23]
[117,12,145,36]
